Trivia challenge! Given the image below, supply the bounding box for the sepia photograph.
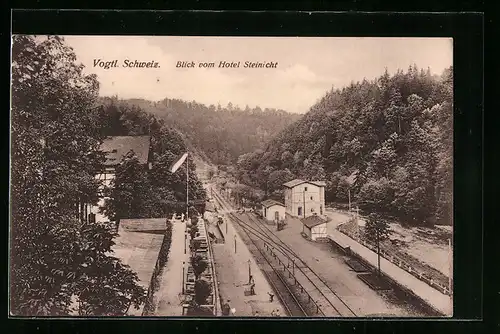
[10,35,453,318]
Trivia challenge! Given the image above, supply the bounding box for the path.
[278,216,421,316]
[154,220,187,316]
[324,209,452,316]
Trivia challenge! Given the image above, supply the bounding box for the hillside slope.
[236,65,453,226]
[106,97,301,165]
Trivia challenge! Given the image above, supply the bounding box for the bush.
[194,279,212,305]
[191,254,208,280]
[189,224,199,239]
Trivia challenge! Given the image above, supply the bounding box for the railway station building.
[261,199,286,223]
[300,214,329,241]
[283,179,326,219]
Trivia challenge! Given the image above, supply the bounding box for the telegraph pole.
[303,187,306,218]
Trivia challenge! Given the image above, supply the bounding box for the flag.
[170,152,188,173]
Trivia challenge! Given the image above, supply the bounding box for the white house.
[261,199,286,223]
[283,179,326,219]
[89,136,152,223]
[301,214,329,241]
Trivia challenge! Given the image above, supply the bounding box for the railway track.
[210,186,356,317]
[209,187,307,316]
[243,212,357,317]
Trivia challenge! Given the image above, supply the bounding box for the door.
[298,207,302,217]
[274,211,279,222]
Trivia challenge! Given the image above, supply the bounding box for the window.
[311,208,314,212]
[310,196,313,200]
[320,205,323,215]
[304,187,308,191]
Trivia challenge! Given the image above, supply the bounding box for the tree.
[193,279,212,305]
[73,222,146,315]
[364,214,390,276]
[10,35,145,316]
[189,224,199,240]
[190,254,208,280]
[101,152,158,221]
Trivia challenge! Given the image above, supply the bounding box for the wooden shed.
[300,214,329,241]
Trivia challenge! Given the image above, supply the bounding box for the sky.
[64,36,453,114]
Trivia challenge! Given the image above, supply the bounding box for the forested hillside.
[237,66,453,226]
[103,97,301,165]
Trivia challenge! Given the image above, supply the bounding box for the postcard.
[10,35,453,318]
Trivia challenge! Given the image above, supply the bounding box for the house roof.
[100,136,151,166]
[300,215,329,229]
[283,179,326,188]
[261,199,285,208]
[283,179,306,188]
[310,181,327,187]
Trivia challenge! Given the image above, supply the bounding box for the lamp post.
[182,261,185,294]
[234,234,237,254]
[248,259,252,283]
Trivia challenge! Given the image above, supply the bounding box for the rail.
[212,189,330,316]
[247,212,357,316]
[234,213,308,316]
[205,219,221,316]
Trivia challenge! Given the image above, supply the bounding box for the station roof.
[261,199,285,208]
[300,215,329,229]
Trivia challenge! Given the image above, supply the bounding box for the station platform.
[211,216,286,317]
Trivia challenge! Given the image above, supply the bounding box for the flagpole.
[186,152,189,221]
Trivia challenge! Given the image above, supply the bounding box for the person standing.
[268,292,274,302]
[222,299,231,316]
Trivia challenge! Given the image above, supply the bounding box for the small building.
[283,179,326,219]
[300,214,329,241]
[261,199,286,223]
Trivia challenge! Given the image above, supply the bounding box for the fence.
[142,219,173,315]
[337,221,452,296]
[182,217,218,316]
[205,220,221,316]
[262,242,325,316]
